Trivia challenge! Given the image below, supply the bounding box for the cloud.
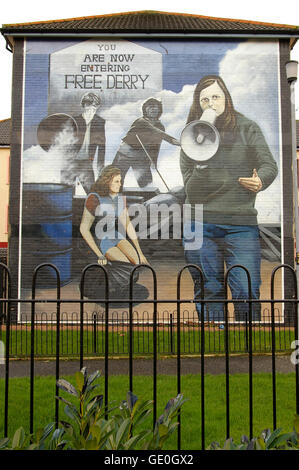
[23,145,62,183]
[22,124,80,185]
[219,40,280,151]
[219,40,281,224]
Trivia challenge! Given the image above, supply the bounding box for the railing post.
[129,264,157,428]
[224,269,230,439]
[54,271,61,429]
[80,264,109,417]
[177,265,205,450]
[30,263,60,435]
[225,265,253,439]
[129,274,133,395]
[169,313,174,355]
[1,263,12,438]
[271,267,278,430]
[271,264,298,423]
[93,312,97,354]
[248,281,253,440]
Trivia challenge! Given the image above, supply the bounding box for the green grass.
[0,372,297,449]
[0,326,295,357]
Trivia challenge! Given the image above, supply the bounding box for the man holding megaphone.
[180,75,278,323]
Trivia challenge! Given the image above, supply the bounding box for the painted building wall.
[0,147,9,247]
[297,121,299,200]
[8,37,294,322]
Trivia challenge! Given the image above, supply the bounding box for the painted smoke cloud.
[23,120,79,185]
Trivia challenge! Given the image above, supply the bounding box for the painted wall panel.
[9,37,288,322]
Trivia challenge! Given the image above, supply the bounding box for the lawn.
[0,325,295,357]
[0,371,297,450]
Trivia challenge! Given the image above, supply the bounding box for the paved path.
[0,355,295,378]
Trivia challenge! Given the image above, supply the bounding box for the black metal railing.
[1,309,296,357]
[0,261,298,449]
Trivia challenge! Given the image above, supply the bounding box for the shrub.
[0,368,186,451]
[207,415,299,450]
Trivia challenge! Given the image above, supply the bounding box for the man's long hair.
[187,75,237,139]
[90,165,121,197]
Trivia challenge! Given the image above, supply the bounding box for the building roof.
[0,119,11,146]
[2,10,299,36]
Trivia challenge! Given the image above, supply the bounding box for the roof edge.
[2,10,299,30]
[3,31,299,38]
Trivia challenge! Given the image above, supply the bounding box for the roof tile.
[2,10,298,34]
[0,119,11,146]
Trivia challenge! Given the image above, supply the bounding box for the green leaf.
[256,437,266,450]
[75,371,85,393]
[236,444,247,450]
[269,432,295,449]
[27,443,39,450]
[90,424,102,441]
[38,422,56,443]
[131,399,152,422]
[84,384,101,401]
[158,424,168,438]
[50,428,66,449]
[91,421,115,450]
[294,415,299,435]
[81,367,88,383]
[127,391,138,412]
[223,438,236,450]
[85,437,98,450]
[64,404,81,426]
[87,394,103,408]
[12,427,25,449]
[86,370,101,388]
[123,431,150,450]
[86,395,104,421]
[265,428,283,448]
[57,379,78,397]
[0,437,10,449]
[134,409,152,429]
[115,419,130,448]
[207,441,221,450]
[56,396,73,407]
[59,420,74,434]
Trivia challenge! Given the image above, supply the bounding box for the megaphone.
[180,108,220,162]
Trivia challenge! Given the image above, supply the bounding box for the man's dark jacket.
[74,114,106,167]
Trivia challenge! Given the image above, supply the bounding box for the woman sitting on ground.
[80,165,148,266]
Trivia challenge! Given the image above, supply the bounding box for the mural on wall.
[18,38,282,320]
